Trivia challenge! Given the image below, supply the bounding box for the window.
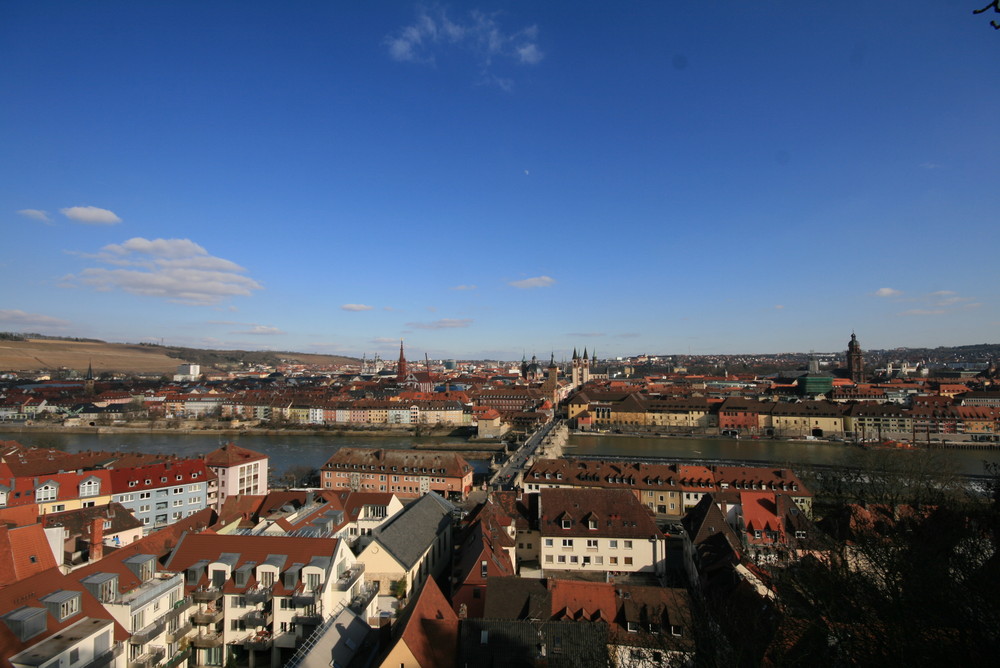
[561,518,572,529]
[588,519,597,530]
[562,539,573,548]
[139,492,151,499]
[624,540,633,549]
[557,555,566,563]
[586,539,598,549]
[36,485,56,502]
[544,538,553,547]
[481,561,488,578]
[545,555,553,563]
[609,540,618,549]
[624,557,633,566]
[609,556,618,565]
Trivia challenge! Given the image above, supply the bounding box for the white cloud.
[567,332,605,338]
[406,318,473,330]
[0,309,70,328]
[372,337,398,344]
[17,209,51,223]
[450,284,477,291]
[60,206,122,225]
[899,308,946,316]
[509,275,555,289]
[874,287,902,297]
[239,325,285,336]
[341,304,374,312]
[385,7,543,88]
[65,237,261,305]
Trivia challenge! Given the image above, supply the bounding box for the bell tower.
[847,333,864,384]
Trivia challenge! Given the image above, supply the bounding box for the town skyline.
[2,2,998,359]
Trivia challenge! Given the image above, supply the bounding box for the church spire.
[397,339,407,381]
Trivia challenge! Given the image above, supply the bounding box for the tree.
[975,1,1000,29]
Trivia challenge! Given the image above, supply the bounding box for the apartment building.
[163,532,362,668]
[204,443,268,509]
[108,459,216,531]
[537,488,665,577]
[321,448,474,501]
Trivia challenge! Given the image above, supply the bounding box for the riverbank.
[0,422,465,439]
[571,429,1000,449]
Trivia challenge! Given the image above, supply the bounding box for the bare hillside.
[0,339,357,374]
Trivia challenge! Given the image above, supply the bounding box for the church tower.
[396,340,408,381]
[847,333,864,384]
[84,360,95,396]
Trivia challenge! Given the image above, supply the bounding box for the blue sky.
[2,1,998,360]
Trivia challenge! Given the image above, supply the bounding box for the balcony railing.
[243,632,273,651]
[291,612,322,625]
[245,584,272,604]
[333,564,365,592]
[165,596,194,621]
[291,589,315,606]
[166,621,193,643]
[128,646,165,668]
[192,608,224,625]
[242,609,271,627]
[81,643,123,668]
[191,632,224,649]
[162,647,191,668]
[192,587,222,602]
[131,617,168,645]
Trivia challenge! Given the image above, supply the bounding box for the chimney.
[90,518,104,562]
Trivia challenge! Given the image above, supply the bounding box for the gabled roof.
[371,493,455,570]
[0,524,58,587]
[204,442,268,467]
[395,577,458,668]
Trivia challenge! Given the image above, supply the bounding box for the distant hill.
[0,338,358,375]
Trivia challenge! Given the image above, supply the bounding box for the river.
[3,430,998,479]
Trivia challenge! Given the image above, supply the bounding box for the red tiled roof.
[204,442,268,467]
[0,523,58,586]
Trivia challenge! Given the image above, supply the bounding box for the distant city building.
[173,363,201,382]
[847,333,864,383]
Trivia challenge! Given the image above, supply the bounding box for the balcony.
[81,644,123,668]
[292,612,322,625]
[192,587,222,602]
[333,563,365,592]
[166,621,193,643]
[131,617,168,645]
[191,632,223,649]
[192,607,224,625]
[166,596,194,620]
[242,609,271,627]
[243,631,273,651]
[128,646,165,668]
[244,584,272,604]
[162,648,191,668]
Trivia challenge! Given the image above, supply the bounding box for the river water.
[3,430,997,478]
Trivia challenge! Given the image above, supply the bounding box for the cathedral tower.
[847,333,864,384]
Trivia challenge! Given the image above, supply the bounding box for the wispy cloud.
[897,290,981,316]
[450,284,477,291]
[60,206,122,225]
[372,337,398,344]
[567,332,605,338]
[774,305,785,310]
[0,309,70,329]
[616,333,640,339]
[17,209,51,223]
[406,318,473,330]
[385,6,543,89]
[64,237,261,305]
[874,287,902,298]
[341,304,374,312]
[238,325,285,336]
[509,275,555,289]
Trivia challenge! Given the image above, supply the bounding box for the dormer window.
[35,484,57,503]
[561,519,572,529]
[41,590,81,622]
[588,519,597,530]
[79,478,100,498]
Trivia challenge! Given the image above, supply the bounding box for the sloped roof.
[397,577,458,668]
[0,523,58,586]
[204,442,268,467]
[372,493,455,570]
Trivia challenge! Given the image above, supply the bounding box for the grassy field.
[0,339,355,374]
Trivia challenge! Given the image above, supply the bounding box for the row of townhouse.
[320,448,475,501]
[522,457,813,519]
[569,393,1000,439]
[220,398,471,426]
